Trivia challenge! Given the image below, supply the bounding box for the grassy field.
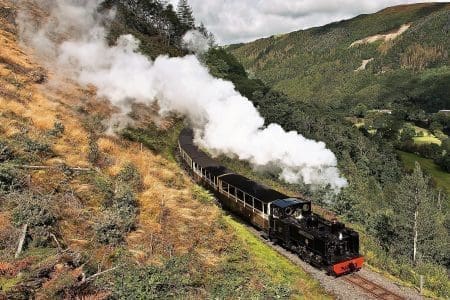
[412,125,442,145]
[398,150,450,196]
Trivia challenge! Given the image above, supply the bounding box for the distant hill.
[229,3,450,112]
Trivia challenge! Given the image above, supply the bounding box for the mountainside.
[229,3,450,112]
[222,3,450,297]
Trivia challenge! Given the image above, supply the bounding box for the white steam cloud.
[182,30,210,54]
[17,0,348,192]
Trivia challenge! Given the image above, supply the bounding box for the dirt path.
[350,24,411,47]
[355,58,374,71]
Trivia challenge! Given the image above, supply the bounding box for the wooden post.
[419,275,424,294]
[140,143,143,152]
[437,190,442,211]
[15,224,28,258]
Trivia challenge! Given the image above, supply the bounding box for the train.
[178,128,364,276]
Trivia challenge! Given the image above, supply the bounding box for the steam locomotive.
[178,128,363,276]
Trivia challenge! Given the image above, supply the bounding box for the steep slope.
[229,3,450,112]
[0,1,328,298]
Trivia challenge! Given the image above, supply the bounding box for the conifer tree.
[176,0,195,30]
[198,22,207,37]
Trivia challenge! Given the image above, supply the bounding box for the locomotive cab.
[268,198,312,248]
[269,198,311,219]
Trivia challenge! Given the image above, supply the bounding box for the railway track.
[343,273,405,300]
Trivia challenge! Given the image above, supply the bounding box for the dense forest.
[223,3,449,296]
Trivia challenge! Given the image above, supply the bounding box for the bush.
[112,255,202,299]
[0,164,25,192]
[93,175,114,199]
[109,189,137,228]
[104,189,137,210]
[9,193,59,247]
[361,232,450,298]
[0,140,14,162]
[47,121,65,137]
[399,141,442,159]
[82,115,107,135]
[96,188,138,245]
[435,153,450,172]
[11,193,57,228]
[94,211,126,245]
[88,137,100,164]
[22,137,53,157]
[117,163,142,190]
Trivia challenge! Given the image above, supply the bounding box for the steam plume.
[182,30,210,54]
[17,0,347,192]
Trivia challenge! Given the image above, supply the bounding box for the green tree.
[198,22,207,36]
[177,0,195,30]
[392,163,448,264]
[351,103,368,118]
[400,123,416,143]
[435,153,450,172]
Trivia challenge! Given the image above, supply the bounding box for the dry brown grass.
[0,0,228,272]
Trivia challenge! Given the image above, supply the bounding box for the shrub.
[9,193,59,247]
[399,142,442,160]
[88,137,100,164]
[94,211,126,245]
[96,188,138,245]
[82,115,107,135]
[435,153,450,172]
[116,163,142,190]
[11,193,57,228]
[104,189,137,210]
[192,185,213,204]
[0,140,14,162]
[0,164,25,192]
[47,121,65,137]
[112,255,202,299]
[93,175,114,199]
[22,138,53,156]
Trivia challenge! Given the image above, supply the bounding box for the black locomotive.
[178,128,363,275]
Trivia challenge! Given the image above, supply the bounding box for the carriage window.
[221,182,228,192]
[254,199,263,211]
[245,194,252,206]
[236,189,244,200]
[228,186,236,195]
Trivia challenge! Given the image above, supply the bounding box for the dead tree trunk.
[15,224,28,258]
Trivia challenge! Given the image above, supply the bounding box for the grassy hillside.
[230,3,450,112]
[0,0,329,298]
